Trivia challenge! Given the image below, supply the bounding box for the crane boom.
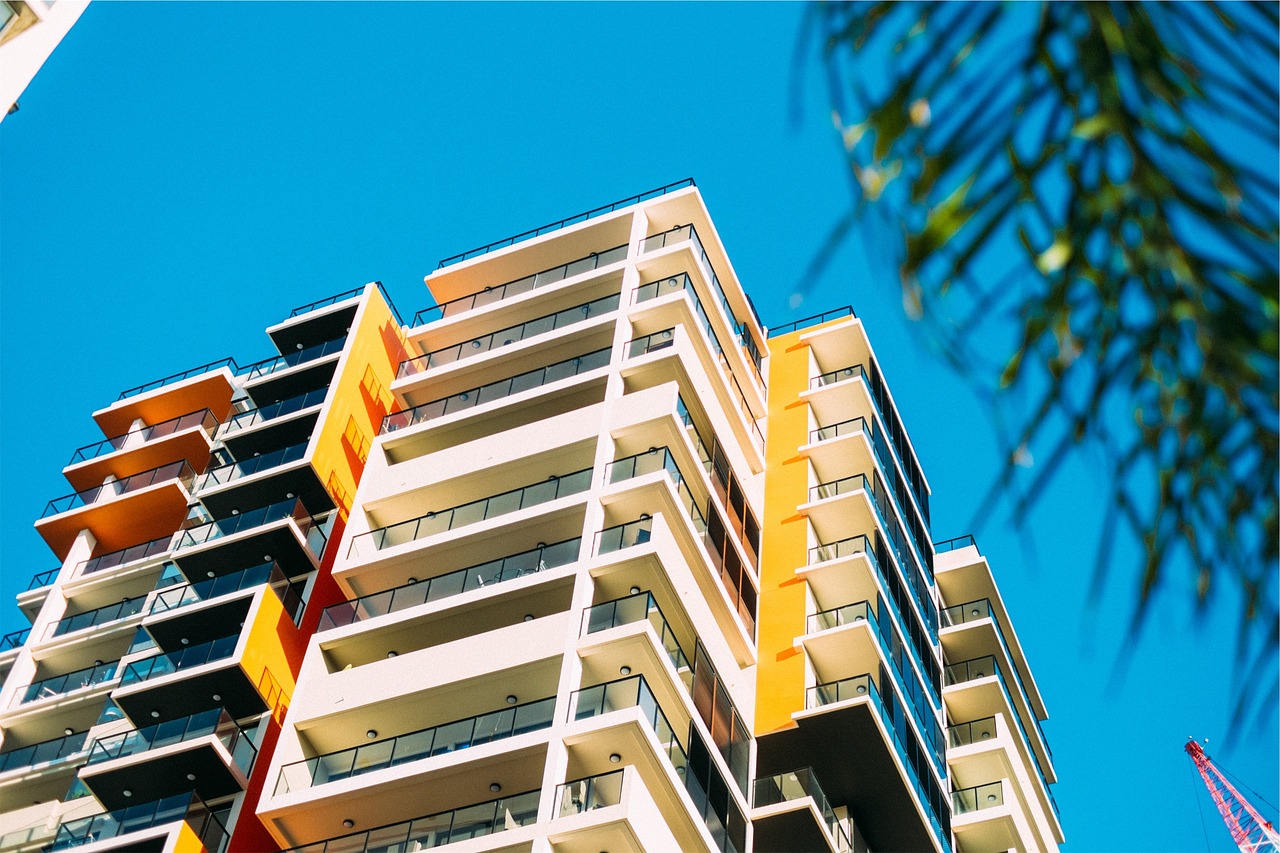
[1185,739,1280,853]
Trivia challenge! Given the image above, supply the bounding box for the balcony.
[65,409,217,491]
[417,241,628,325]
[275,696,555,796]
[44,594,147,641]
[78,536,171,579]
[120,635,238,687]
[943,652,1055,797]
[807,532,937,645]
[805,414,932,568]
[347,467,592,560]
[22,660,118,704]
[79,708,256,810]
[582,590,692,679]
[36,461,195,562]
[555,767,624,817]
[281,789,540,853]
[222,387,328,436]
[50,791,229,852]
[605,447,757,640]
[43,462,195,520]
[149,561,295,618]
[753,767,868,853]
[622,321,764,453]
[381,346,612,436]
[786,672,950,853]
[176,497,327,577]
[806,360,930,523]
[197,441,307,492]
[639,224,764,382]
[0,731,88,774]
[239,335,346,382]
[436,179,692,270]
[399,292,619,379]
[952,780,1004,814]
[320,538,580,631]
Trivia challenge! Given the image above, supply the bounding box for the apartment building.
[0,0,88,119]
[0,180,1062,853]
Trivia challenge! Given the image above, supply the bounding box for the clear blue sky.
[1,4,1275,850]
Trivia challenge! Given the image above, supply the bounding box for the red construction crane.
[1185,738,1280,853]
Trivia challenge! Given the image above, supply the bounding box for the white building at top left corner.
[0,0,88,121]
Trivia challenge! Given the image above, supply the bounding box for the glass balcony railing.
[582,591,692,676]
[767,306,855,338]
[416,244,628,325]
[238,336,346,381]
[47,594,147,639]
[28,567,59,589]
[952,781,1004,815]
[149,562,290,617]
[116,358,237,401]
[0,730,88,773]
[119,635,239,686]
[321,538,580,631]
[23,660,119,703]
[594,516,654,555]
[640,224,764,379]
[348,468,592,558]
[944,655,999,686]
[381,347,612,434]
[87,708,256,776]
[807,673,951,852]
[69,409,218,466]
[275,697,555,796]
[934,534,977,554]
[0,628,28,650]
[41,461,196,519]
[753,767,866,853]
[556,768,625,817]
[198,442,308,491]
[79,535,171,577]
[283,790,540,853]
[948,716,998,748]
[288,287,362,318]
[436,178,693,269]
[400,293,619,378]
[223,387,328,435]
[626,327,676,358]
[51,792,229,852]
[178,498,326,557]
[570,675,689,785]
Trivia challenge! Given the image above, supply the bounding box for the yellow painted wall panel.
[755,318,851,735]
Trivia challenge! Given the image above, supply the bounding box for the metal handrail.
[41,460,195,518]
[198,442,308,491]
[416,245,627,325]
[381,347,611,435]
[766,306,855,338]
[68,409,217,465]
[116,358,236,401]
[275,697,555,795]
[237,336,346,381]
[78,535,171,576]
[400,292,619,377]
[436,178,693,268]
[348,468,592,558]
[320,538,581,631]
